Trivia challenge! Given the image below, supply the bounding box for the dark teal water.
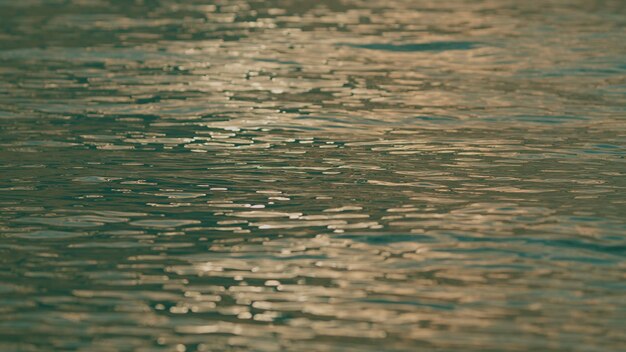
[1,1,625,351]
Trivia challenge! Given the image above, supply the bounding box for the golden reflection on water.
[0,0,625,351]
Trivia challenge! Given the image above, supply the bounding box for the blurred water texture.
[0,0,625,351]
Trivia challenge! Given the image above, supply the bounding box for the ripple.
[129,219,202,229]
[346,41,479,52]
[14,215,129,228]
[10,230,89,240]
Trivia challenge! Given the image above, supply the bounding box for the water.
[1,0,625,351]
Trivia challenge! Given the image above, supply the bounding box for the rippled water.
[1,0,625,351]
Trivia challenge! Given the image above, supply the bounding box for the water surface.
[1,0,625,351]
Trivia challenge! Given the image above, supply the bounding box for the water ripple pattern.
[0,0,625,351]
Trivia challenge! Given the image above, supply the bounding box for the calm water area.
[0,0,625,351]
